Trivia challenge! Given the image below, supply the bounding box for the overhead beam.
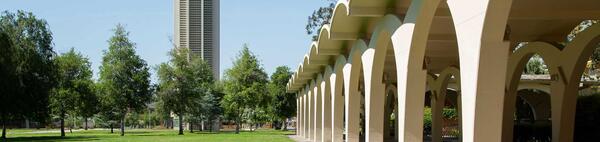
[330,32,360,40]
[318,48,342,55]
[349,7,386,17]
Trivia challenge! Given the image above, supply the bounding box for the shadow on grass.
[7,136,99,142]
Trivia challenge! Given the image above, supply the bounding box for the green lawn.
[3,129,296,142]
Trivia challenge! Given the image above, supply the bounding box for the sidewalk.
[288,135,311,142]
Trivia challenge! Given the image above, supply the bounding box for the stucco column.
[344,64,361,142]
[308,88,313,139]
[447,0,512,141]
[322,70,333,142]
[364,82,386,142]
[431,90,446,142]
[330,61,345,142]
[361,48,387,142]
[302,91,308,138]
[297,96,301,136]
[300,92,305,138]
[314,79,323,142]
[456,40,509,142]
[551,81,576,142]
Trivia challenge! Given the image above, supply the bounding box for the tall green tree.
[78,81,99,131]
[268,66,296,131]
[0,27,17,141]
[156,47,213,135]
[0,10,56,140]
[222,44,269,134]
[203,81,224,132]
[51,48,94,137]
[98,24,152,136]
[306,0,336,41]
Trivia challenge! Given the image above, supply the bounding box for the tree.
[98,24,152,136]
[0,10,56,140]
[156,47,214,135]
[305,0,336,41]
[202,81,224,132]
[0,27,17,141]
[78,81,99,131]
[524,54,548,75]
[51,48,94,137]
[268,66,296,131]
[222,44,269,134]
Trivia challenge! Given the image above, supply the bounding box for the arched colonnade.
[290,0,600,142]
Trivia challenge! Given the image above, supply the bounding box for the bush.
[442,108,457,119]
[424,107,458,135]
[423,107,432,135]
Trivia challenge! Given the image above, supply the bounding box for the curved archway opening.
[383,85,399,142]
[513,89,552,142]
[423,88,461,141]
[422,2,462,141]
[572,20,600,142]
[507,51,553,142]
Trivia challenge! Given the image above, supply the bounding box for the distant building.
[174,0,220,80]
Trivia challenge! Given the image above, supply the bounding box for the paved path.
[288,135,311,142]
[23,128,109,134]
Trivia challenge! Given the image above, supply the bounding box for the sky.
[0,0,326,82]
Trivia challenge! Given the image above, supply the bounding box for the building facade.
[175,0,220,80]
[288,0,600,142]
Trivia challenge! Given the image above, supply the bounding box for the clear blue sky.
[1,0,326,82]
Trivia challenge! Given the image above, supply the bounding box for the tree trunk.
[189,121,194,133]
[282,118,287,131]
[120,115,125,136]
[2,113,7,141]
[60,111,65,137]
[84,117,87,131]
[235,117,240,134]
[178,114,183,135]
[199,115,203,132]
[208,119,213,132]
[110,124,114,133]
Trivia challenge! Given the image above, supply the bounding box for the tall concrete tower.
[175,0,220,80]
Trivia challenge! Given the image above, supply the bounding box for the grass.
[3,128,296,142]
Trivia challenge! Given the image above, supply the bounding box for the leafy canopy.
[98,24,151,117]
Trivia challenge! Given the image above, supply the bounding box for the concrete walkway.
[288,135,311,142]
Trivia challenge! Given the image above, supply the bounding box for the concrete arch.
[313,74,324,142]
[361,14,402,142]
[321,66,333,142]
[550,24,600,142]
[516,88,552,121]
[502,43,559,141]
[329,2,364,40]
[347,0,387,17]
[343,40,368,142]
[500,24,600,142]
[306,81,314,140]
[308,46,329,67]
[316,25,344,56]
[299,88,306,138]
[506,42,561,92]
[330,55,347,142]
[427,66,462,142]
[389,0,446,141]
[562,24,600,83]
[447,0,514,141]
[517,83,551,95]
